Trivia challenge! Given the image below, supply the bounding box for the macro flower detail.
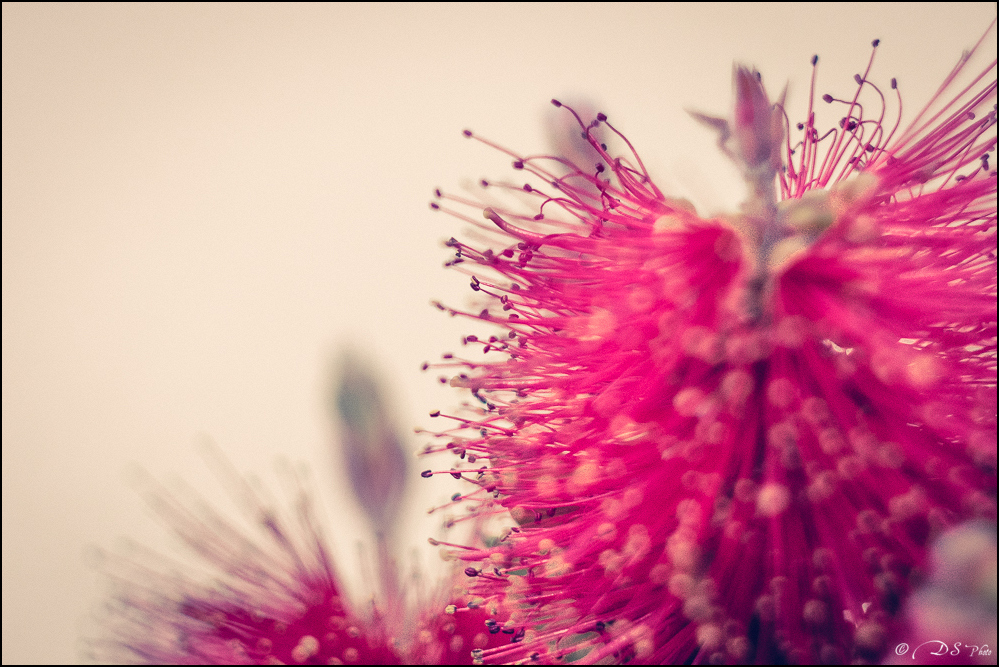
[426,27,997,665]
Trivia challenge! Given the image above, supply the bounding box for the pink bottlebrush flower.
[92,357,508,664]
[425,25,997,665]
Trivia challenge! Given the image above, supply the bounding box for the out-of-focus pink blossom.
[887,521,997,665]
[426,25,996,665]
[92,364,508,664]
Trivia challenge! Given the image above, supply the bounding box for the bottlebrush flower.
[91,358,508,664]
[425,25,997,665]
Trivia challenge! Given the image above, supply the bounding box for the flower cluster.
[91,381,509,664]
[425,29,997,665]
[93,27,995,667]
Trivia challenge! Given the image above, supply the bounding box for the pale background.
[3,3,995,664]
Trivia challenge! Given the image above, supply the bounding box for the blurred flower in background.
[887,521,997,665]
[90,356,508,664]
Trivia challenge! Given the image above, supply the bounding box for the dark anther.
[600,143,608,150]
[465,335,478,342]
[421,470,433,478]
[547,508,556,517]
[479,309,490,319]
[430,410,441,417]
[485,619,497,627]
[891,78,897,90]
[513,160,524,169]
[797,123,804,130]
[464,567,479,577]
[480,179,489,187]
[523,184,532,192]
[450,471,462,479]
[595,163,604,173]
[430,202,440,210]
[421,362,429,371]
[434,188,442,198]
[872,39,880,47]
[502,248,514,257]
[489,625,501,634]
[451,492,462,501]
[533,213,544,220]
[531,653,540,661]
[854,74,863,85]
[438,376,447,384]
[443,353,453,359]
[512,628,526,643]
[811,55,818,66]
[494,567,503,576]
[595,621,606,632]
[596,112,607,122]
[502,628,515,635]
[822,94,834,103]
[551,99,562,107]
[462,129,473,137]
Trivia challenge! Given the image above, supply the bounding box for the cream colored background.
[3,3,995,664]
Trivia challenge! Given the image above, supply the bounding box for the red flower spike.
[93,458,401,664]
[429,25,996,665]
[93,451,505,664]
